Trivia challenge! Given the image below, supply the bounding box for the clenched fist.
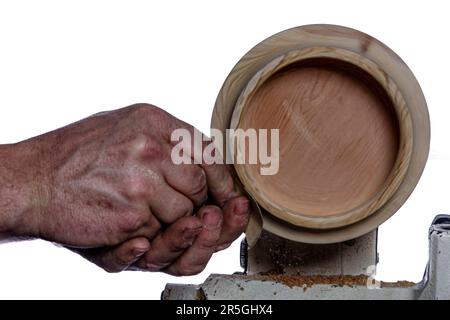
[0,104,250,275]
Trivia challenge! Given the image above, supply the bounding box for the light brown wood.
[212,25,429,243]
[231,47,413,230]
[238,59,399,218]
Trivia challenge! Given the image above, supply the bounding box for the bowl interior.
[236,58,400,219]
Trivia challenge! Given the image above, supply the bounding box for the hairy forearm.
[0,142,43,239]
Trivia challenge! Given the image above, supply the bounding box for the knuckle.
[198,237,219,250]
[180,199,194,217]
[124,176,151,198]
[128,103,168,121]
[144,138,165,159]
[181,217,203,230]
[128,103,157,114]
[146,215,162,237]
[165,198,193,223]
[144,262,166,272]
[213,176,237,206]
[178,262,205,276]
[129,134,166,160]
[119,211,145,233]
[168,239,191,252]
[189,168,207,196]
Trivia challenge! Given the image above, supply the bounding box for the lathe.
[162,25,449,300]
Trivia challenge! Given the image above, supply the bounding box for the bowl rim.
[230,47,413,229]
[211,24,430,243]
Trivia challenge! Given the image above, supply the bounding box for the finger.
[79,237,150,273]
[161,154,208,207]
[123,135,195,224]
[215,196,250,251]
[164,205,222,276]
[184,128,239,205]
[128,132,207,207]
[127,209,162,241]
[202,162,238,206]
[150,182,194,224]
[169,124,239,206]
[132,216,202,271]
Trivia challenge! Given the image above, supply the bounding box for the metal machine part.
[244,230,377,276]
[162,215,450,300]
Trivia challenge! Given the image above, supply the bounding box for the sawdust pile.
[253,273,415,289]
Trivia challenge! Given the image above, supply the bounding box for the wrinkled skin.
[0,104,249,275]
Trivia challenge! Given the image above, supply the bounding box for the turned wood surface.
[212,25,430,243]
[237,61,399,218]
[232,48,413,230]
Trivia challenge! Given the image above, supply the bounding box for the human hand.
[1,104,249,274]
[78,196,249,275]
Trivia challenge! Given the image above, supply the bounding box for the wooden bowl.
[212,25,430,243]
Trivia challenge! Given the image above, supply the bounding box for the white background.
[0,0,449,299]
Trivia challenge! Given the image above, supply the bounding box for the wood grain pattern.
[212,25,429,243]
[238,60,399,217]
[232,47,412,230]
